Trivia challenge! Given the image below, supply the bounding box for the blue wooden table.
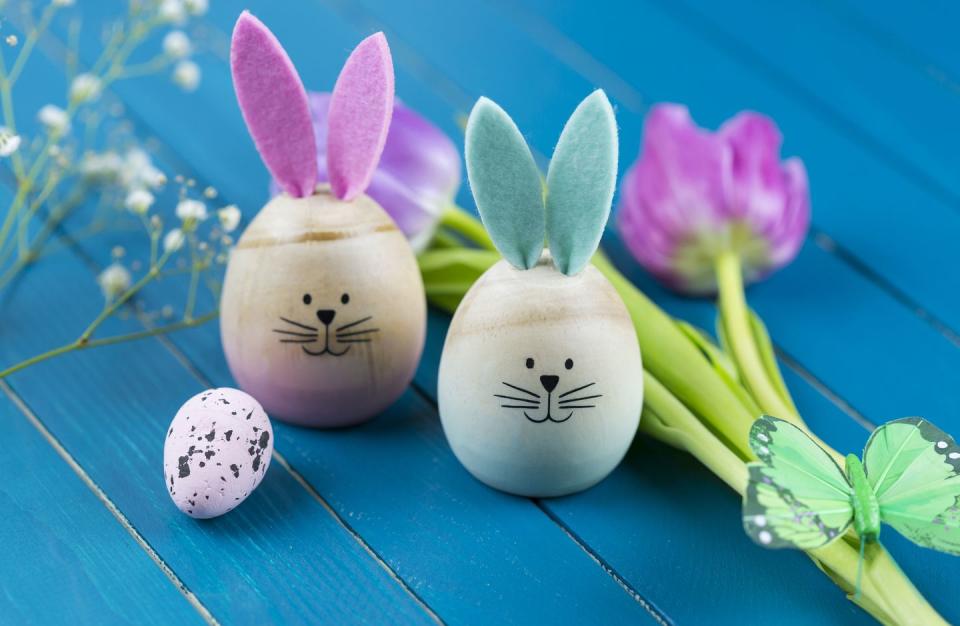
[2,1,959,624]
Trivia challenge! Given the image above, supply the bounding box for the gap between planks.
[810,0,960,99]
[4,16,446,626]
[0,379,220,626]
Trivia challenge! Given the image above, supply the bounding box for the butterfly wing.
[744,416,854,549]
[865,417,960,555]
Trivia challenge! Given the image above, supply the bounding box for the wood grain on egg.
[438,255,644,497]
[220,187,426,427]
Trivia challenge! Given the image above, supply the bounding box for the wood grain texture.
[21,2,662,624]
[0,37,436,624]
[0,390,205,626]
[3,1,958,624]
[340,0,960,621]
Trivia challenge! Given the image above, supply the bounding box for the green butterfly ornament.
[744,415,960,593]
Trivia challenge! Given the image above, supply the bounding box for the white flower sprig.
[0,2,221,378]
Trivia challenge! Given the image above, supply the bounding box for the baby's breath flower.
[159,0,187,24]
[69,73,102,103]
[172,60,201,92]
[203,186,217,199]
[184,0,208,16]
[80,150,123,182]
[176,198,207,223]
[98,263,132,299]
[6,35,18,47]
[37,104,70,134]
[125,188,155,215]
[163,228,185,252]
[120,148,165,190]
[162,30,191,59]
[161,304,175,318]
[150,215,163,230]
[217,204,241,233]
[111,245,126,259]
[0,127,21,157]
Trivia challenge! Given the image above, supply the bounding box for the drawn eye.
[565,358,574,370]
[525,357,535,369]
[303,294,312,305]
[341,293,350,305]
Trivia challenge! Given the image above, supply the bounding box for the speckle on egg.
[163,387,273,519]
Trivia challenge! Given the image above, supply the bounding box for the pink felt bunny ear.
[327,32,395,201]
[230,11,317,198]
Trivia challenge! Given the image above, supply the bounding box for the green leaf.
[748,309,799,416]
[677,320,762,419]
[417,248,499,313]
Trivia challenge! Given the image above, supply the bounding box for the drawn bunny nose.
[540,375,559,393]
[316,309,336,326]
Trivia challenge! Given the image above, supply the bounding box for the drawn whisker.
[280,338,318,344]
[501,404,541,409]
[337,316,373,332]
[279,317,318,332]
[494,394,540,404]
[501,382,540,398]
[557,405,595,409]
[337,328,380,339]
[558,382,596,398]
[272,329,319,338]
[558,394,603,404]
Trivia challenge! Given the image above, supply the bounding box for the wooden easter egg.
[220,186,426,427]
[437,253,643,497]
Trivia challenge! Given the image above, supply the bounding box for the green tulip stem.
[715,250,798,422]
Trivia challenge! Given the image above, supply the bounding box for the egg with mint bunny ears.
[438,91,643,497]
[221,12,425,427]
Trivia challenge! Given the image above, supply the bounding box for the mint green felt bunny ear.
[465,97,545,270]
[545,90,618,275]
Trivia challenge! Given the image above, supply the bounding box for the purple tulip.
[617,104,809,294]
[271,92,461,251]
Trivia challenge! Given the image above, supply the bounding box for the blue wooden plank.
[674,0,960,205]
[25,4,666,624]
[412,306,871,625]
[331,0,960,621]
[0,389,206,626]
[0,247,431,623]
[497,0,960,342]
[28,2,960,620]
[0,243,436,624]
[0,34,437,623]
[835,0,960,88]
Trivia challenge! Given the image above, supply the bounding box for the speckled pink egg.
[163,388,273,519]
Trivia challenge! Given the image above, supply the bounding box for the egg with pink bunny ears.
[220,12,425,427]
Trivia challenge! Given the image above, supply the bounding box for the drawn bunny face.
[221,13,425,428]
[438,92,644,497]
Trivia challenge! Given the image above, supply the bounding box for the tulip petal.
[634,104,730,235]
[546,89,619,276]
[465,97,545,269]
[230,11,317,198]
[720,111,788,224]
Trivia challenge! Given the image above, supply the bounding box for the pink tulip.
[617,104,809,294]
